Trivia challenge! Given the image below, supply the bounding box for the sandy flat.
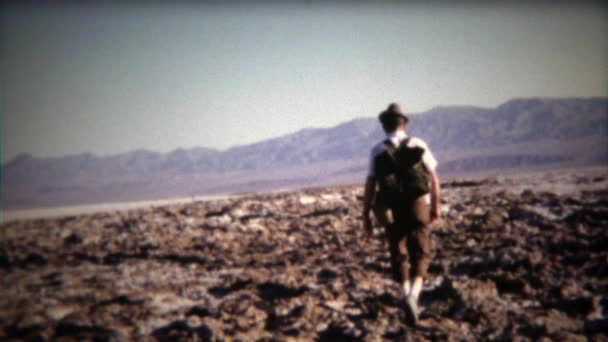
[3,165,604,224]
[1,193,238,223]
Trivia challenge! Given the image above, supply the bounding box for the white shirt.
[368,130,437,203]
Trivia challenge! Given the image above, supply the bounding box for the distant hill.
[2,97,606,209]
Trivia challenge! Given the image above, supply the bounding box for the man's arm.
[430,170,441,222]
[362,176,376,234]
[414,137,440,221]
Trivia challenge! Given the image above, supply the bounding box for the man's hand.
[430,205,440,223]
[429,169,441,223]
[363,215,373,240]
[362,176,377,241]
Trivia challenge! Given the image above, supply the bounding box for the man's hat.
[378,102,409,124]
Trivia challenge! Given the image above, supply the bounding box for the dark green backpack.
[374,137,431,205]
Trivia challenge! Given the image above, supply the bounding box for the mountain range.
[2,97,606,210]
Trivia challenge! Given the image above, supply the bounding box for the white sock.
[410,277,423,300]
[402,281,411,298]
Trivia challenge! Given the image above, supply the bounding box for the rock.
[298,196,317,205]
[317,268,338,283]
[324,299,346,311]
[452,203,466,213]
[453,278,499,303]
[151,321,213,341]
[483,210,505,227]
[586,296,604,320]
[491,275,529,295]
[440,204,450,215]
[557,332,587,342]
[528,250,543,266]
[320,194,341,202]
[63,233,82,245]
[472,207,485,216]
[533,310,583,335]
[559,281,590,299]
[186,315,202,328]
[521,189,535,198]
[46,305,75,321]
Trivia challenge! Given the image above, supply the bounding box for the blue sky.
[2,2,606,163]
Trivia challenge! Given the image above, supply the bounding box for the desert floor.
[1,167,607,340]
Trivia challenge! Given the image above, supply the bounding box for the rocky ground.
[1,168,607,341]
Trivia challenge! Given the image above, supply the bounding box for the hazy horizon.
[2,2,607,163]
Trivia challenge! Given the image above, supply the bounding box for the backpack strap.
[384,137,410,159]
[383,137,410,174]
[400,137,411,148]
[383,139,395,155]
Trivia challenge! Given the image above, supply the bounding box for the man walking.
[362,102,441,326]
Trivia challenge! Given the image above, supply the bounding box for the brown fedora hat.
[378,102,409,123]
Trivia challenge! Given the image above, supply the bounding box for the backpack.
[373,137,431,206]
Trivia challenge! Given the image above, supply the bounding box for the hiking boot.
[404,295,419,326]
